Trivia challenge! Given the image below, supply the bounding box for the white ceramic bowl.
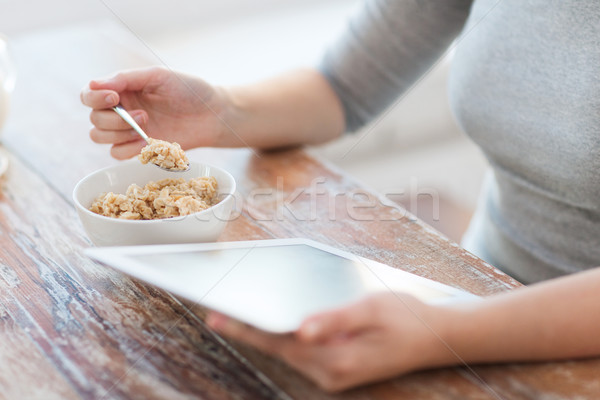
[73,160,236,246]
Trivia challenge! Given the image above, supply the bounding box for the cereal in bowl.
[89,176,219,220]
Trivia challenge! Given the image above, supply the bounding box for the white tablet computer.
[86,238,479,333]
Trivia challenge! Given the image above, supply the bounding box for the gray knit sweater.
[320,0,600,283]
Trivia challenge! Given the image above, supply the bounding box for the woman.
[80,0,600,391]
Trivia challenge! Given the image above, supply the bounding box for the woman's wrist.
[437,302,488,366]
[211,69,345,150]
[403,299,495,372]
[206,85,249,148]
[414,302,478,370]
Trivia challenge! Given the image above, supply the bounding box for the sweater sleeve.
[320,0,473,132]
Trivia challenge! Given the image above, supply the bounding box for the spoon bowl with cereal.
[113,105,190,172]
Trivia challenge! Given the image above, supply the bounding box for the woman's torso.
[449,0,600,282]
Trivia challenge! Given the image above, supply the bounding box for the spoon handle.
[112,105,151,144]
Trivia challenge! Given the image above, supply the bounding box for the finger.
[297,297,377,343]
[89,127,141,145]
[207,312,289,355]
[90,109,147,131]
[80,86,119,109]
[110,139,147,160]
[89,66,166,93]
[207,314,366,392]
[205,312,228,330]
[280,345,359,393]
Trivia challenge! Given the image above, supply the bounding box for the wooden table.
[1,21,599,400]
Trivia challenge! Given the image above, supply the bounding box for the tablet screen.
[130,244,373,330]
[87,240,476,333]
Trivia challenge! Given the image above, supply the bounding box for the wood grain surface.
[0,21,598,400]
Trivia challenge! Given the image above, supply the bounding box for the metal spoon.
[112,105,190,172]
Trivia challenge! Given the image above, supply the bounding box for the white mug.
[0,34,16,137]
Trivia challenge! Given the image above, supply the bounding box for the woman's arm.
[208,267,600,392]
[445,266,600,363]
[80,67,345,159]
[220,68,345,148]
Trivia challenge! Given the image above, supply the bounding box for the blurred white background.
[0,0,487,241]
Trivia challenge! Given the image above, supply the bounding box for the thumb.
[89,67,165,93]
[297,296,376,343]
